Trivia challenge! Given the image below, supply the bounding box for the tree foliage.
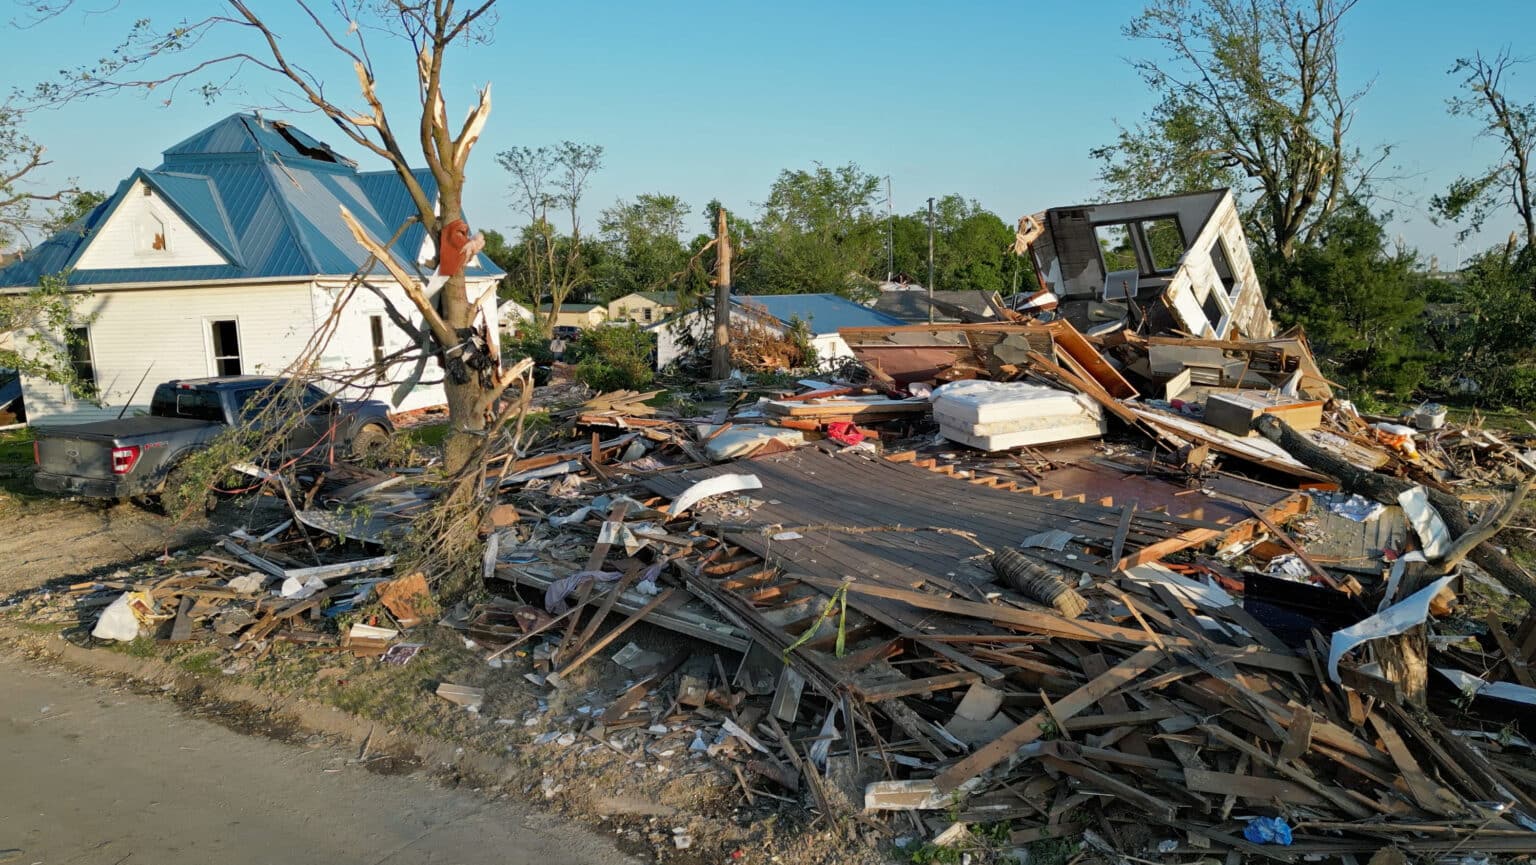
[1,103,75,248]
[1264,200,1428,396]
[1442,240,1536,406]
[1432,49,1536,249]
[751,163,885,297]
[0,272,94,395]
[1094,0,1381,262]
[889,195,1028,294]
[593,193,692,302]
[496,142,604,334]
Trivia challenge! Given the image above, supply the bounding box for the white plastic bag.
[91,592,150,642]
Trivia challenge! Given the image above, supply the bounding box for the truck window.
[152,387,225,422]
[235,387,270,420]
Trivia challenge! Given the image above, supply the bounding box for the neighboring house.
[538,303,609,330]
[607,291,677,325]
[497,299,534,330]
[0,113,502,423]
[1023,189,1272,339]
[873,289,999,323]
[648,293,906,370]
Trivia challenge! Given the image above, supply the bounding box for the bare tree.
[0,103,75,247]
[24,1,515,474]
[1433,49,1536,250]
[1097,0,1383,262]
[495,142,603,336]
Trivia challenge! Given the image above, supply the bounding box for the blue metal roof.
[735,294,907,335]
[0,112,502,288]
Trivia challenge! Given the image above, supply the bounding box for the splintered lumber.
[933,646,1164,791]
[1254,415,1536,605]
[548,588,675,685]
[762,396,929,420]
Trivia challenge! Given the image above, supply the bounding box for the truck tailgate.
[34,417,213,480]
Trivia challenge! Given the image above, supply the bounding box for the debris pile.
[14,295,1536,864]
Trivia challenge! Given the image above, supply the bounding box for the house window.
[370,315,386,364]
[209,319,242,376]
[1094,223,1138,273]
[137,213,168,255]
[641,307,654,323]
[66,326,98,396]
[1139,217,1187,272]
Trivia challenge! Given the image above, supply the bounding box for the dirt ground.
[0,483,287,597]
[0,654,638,865]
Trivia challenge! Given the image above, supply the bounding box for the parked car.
[32,376,394,504]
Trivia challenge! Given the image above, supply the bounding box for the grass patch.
[175,649,223,675]
[0,429,35,464]
[408,421,452,448]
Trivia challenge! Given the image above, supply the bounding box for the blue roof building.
[0,113,502,422]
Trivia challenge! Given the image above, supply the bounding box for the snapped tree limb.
[1253,414,1536,605]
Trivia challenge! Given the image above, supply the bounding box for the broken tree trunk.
[1253,415,1536,605]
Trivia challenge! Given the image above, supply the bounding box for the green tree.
[40,189,106,236]
[0,272,95,396]
[1444,240,1536,406]
[1267,199,1428,395]
[752,163,884,297]
[496,142,605,334]
[1093,0,1383,263]
[1432,49,1536,249]
[890,195,1027,294]
[593,193,692,301]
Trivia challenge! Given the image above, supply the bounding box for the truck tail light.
[33,441,40,465]
[110,445,141,475]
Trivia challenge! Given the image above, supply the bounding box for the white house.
[0,113,502,423]
[647,293,907,370]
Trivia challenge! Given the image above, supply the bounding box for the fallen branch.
[699,522,995,556]
[1253,415,1536,604]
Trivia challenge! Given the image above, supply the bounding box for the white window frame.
[203,316,245,377]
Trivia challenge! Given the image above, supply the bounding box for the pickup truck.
[32,376,394,502]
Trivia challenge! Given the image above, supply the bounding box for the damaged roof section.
[1024,189,1274,340]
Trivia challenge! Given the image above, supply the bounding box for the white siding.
[21,281,317,423]
[308,277,499,413]
[75,179,228,270]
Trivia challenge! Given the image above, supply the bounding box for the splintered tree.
[1433,49,1536,250]
[1093,0,1386,263]
[27,1,516,474]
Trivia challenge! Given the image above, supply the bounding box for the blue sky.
[7,0,1535,266]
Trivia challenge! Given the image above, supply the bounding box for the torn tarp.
[1328,575,1456,683]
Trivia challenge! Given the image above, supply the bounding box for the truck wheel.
[350,424,392,462]
[159,460,218,517]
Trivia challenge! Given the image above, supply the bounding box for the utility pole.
[711,206,733,380]
[926,196,936,324]
[885,176,894,283]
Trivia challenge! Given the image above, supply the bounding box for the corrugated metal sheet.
[737,293,906,335]
[0,112,502,288]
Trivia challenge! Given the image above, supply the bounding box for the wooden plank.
[1199,725,1375,819]
[1246,504,1359,595]
[855,672,979,702]
[933,646,1163,791]
[166,595,195,643]
[1485,610,1536,687]
[547,589,675,686]
[1183,768,1329,808]
[1367,713,1461,816]
[1110,504,1135,569]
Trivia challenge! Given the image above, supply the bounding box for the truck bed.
[33,416,213,440]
